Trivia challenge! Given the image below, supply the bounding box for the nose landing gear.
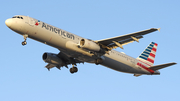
[22,34,28,46]
[22,41,27,45]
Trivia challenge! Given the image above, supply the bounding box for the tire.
[73,67,78,73]
[70,68,74,74]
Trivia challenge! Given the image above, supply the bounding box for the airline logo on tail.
[137,42,158,66]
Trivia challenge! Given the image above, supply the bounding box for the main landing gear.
[22,34,28,46]
[70,65,78,74]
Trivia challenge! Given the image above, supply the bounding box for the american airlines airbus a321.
[5,15,176,77]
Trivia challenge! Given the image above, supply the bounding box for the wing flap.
[149,62,177,71]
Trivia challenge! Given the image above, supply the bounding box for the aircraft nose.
[5,19,12,27]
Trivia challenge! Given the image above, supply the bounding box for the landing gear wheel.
[70,68,74,74]
[22,41,27,46]
[73,67,78,72]
[70,67,78,74]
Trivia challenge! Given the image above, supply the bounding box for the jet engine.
[42,52,62,66]
[79,39,101,52]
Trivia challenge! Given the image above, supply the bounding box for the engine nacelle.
[42,52,62,66]
[79,39,101,52]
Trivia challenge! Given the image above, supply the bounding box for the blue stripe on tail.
[139,56,148,60]
[141,54,149,58]
[143,51,150,55]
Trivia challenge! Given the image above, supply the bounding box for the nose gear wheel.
[22,41,27,45]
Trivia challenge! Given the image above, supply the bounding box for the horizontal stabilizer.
[149,62,177,71]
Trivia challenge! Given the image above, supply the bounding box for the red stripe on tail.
[137,62,154,74]
[149,53,155,58]
[147,58,154,63]
[152,48,157,52]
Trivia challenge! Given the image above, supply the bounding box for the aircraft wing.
[96,28,160,50]
[57,52,83,66]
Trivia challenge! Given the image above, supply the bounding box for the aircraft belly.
[101,57,133,73]
[101,53,148,74]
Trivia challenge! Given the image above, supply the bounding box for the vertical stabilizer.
[137,42,158,66]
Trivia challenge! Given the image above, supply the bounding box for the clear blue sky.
[1,0,179,101]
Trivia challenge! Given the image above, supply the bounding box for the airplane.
[5,15,176,77]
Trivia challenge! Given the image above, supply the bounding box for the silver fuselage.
[5,15,160,75]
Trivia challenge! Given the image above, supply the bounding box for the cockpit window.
[12,16,23,19]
